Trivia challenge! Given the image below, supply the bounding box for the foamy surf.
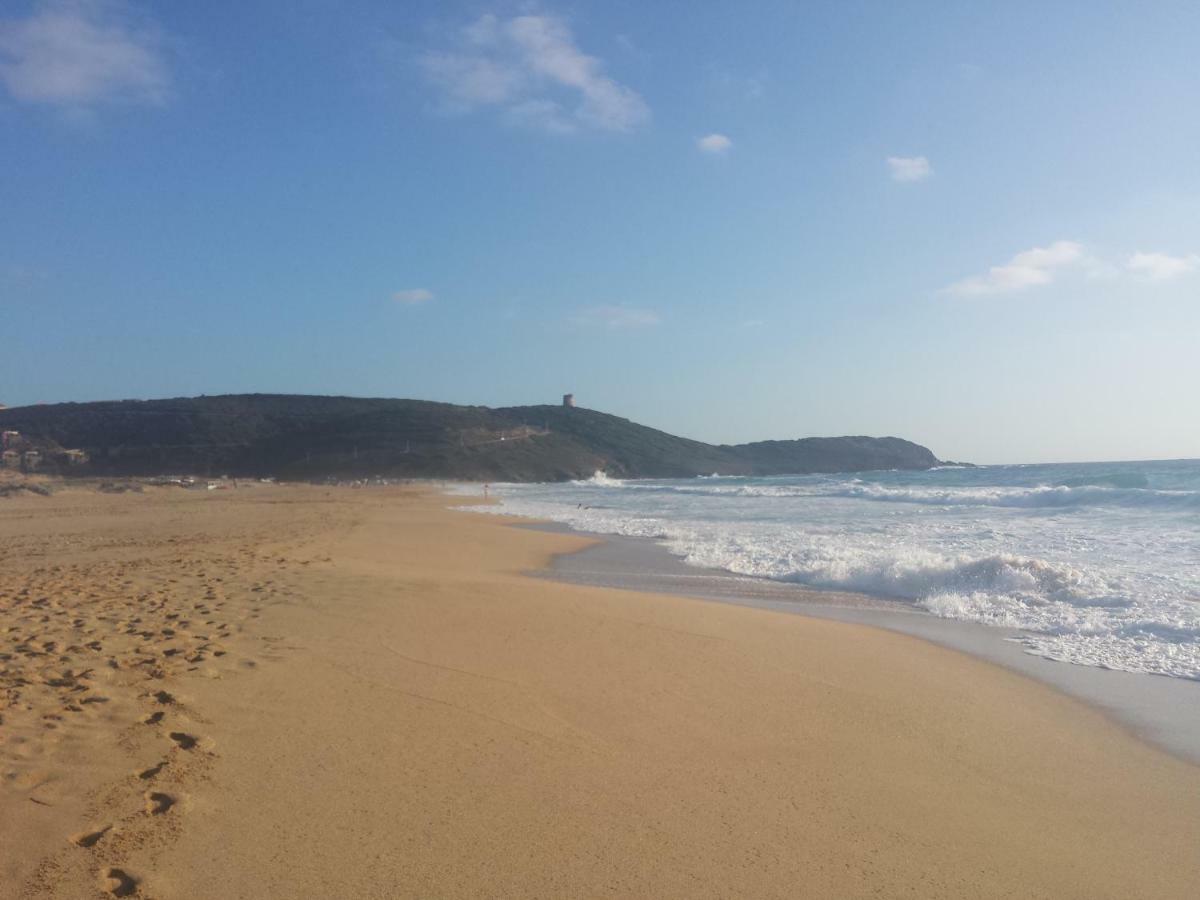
[461,459,1200,680]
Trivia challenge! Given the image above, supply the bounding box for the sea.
[464,459,1200,682]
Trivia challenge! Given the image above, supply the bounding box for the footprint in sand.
[100,867,138,896]
[137,761,167,780]
[144,791,176,815]
[168,732,198,750]
[69,825,111,848]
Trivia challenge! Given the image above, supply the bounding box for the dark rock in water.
[0,394,944,482]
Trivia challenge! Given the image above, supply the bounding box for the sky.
[2,0,1199,464]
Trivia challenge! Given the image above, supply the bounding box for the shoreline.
[5,485,1200,897]
[523,520,1200,765]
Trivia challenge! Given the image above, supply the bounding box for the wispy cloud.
[697,133,731,154]
[570,304,660,329]
[613,33,637,54]
[944,242,1200,296]
[706,66,768,103]
[420,13,648,134]
[943,241,1085,297]
[393,288,434,305]
[1127,251,1199,281]
[886,155,932,182]
[0,0,169,109]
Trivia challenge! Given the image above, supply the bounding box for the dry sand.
[2,484,1199,899]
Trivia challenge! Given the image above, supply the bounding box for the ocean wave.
[1056,472,1150,489]
[919,592,1200,678]
[572,470,626,486]
[554,473,1200,510]
[829,482,1200,509]
[675,535,1122,607]
[468,489,1200,680]
[676,531,1200,680]
[470,458,1200,682]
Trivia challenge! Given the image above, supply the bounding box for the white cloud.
[1127,251,1199,281]
[0,0,169,108]
[943,240,1085,297]
[571,305,660,329]
[420,13,648,134]
[697,133,731,154]
[886,155,932,182]
[393,288,434,305]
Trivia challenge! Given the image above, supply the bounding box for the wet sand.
[538,526,1200,764]
[3,485,1199,898]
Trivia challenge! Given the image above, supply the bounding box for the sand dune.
[2,484,1199,898]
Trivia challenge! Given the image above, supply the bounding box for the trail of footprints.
[63,702,199,896]
[1,545,307,897]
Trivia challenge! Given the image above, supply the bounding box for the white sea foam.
[553,476,1199,509]
[574,470,625,486]
[464,461,1200,680]
[830,482,1199,509]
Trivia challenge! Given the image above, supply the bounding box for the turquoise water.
[470,459,1200,680]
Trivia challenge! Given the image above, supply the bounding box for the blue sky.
[2,0,1198,463]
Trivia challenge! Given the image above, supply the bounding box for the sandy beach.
[3,484,1199,899]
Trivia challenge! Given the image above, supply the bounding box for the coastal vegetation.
[0,394,940,481]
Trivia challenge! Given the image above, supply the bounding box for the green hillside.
[0,395,940,481]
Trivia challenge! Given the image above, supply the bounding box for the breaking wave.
[465,459,1200,680]
[828,482,1200,509]
[566,474,1200,510]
